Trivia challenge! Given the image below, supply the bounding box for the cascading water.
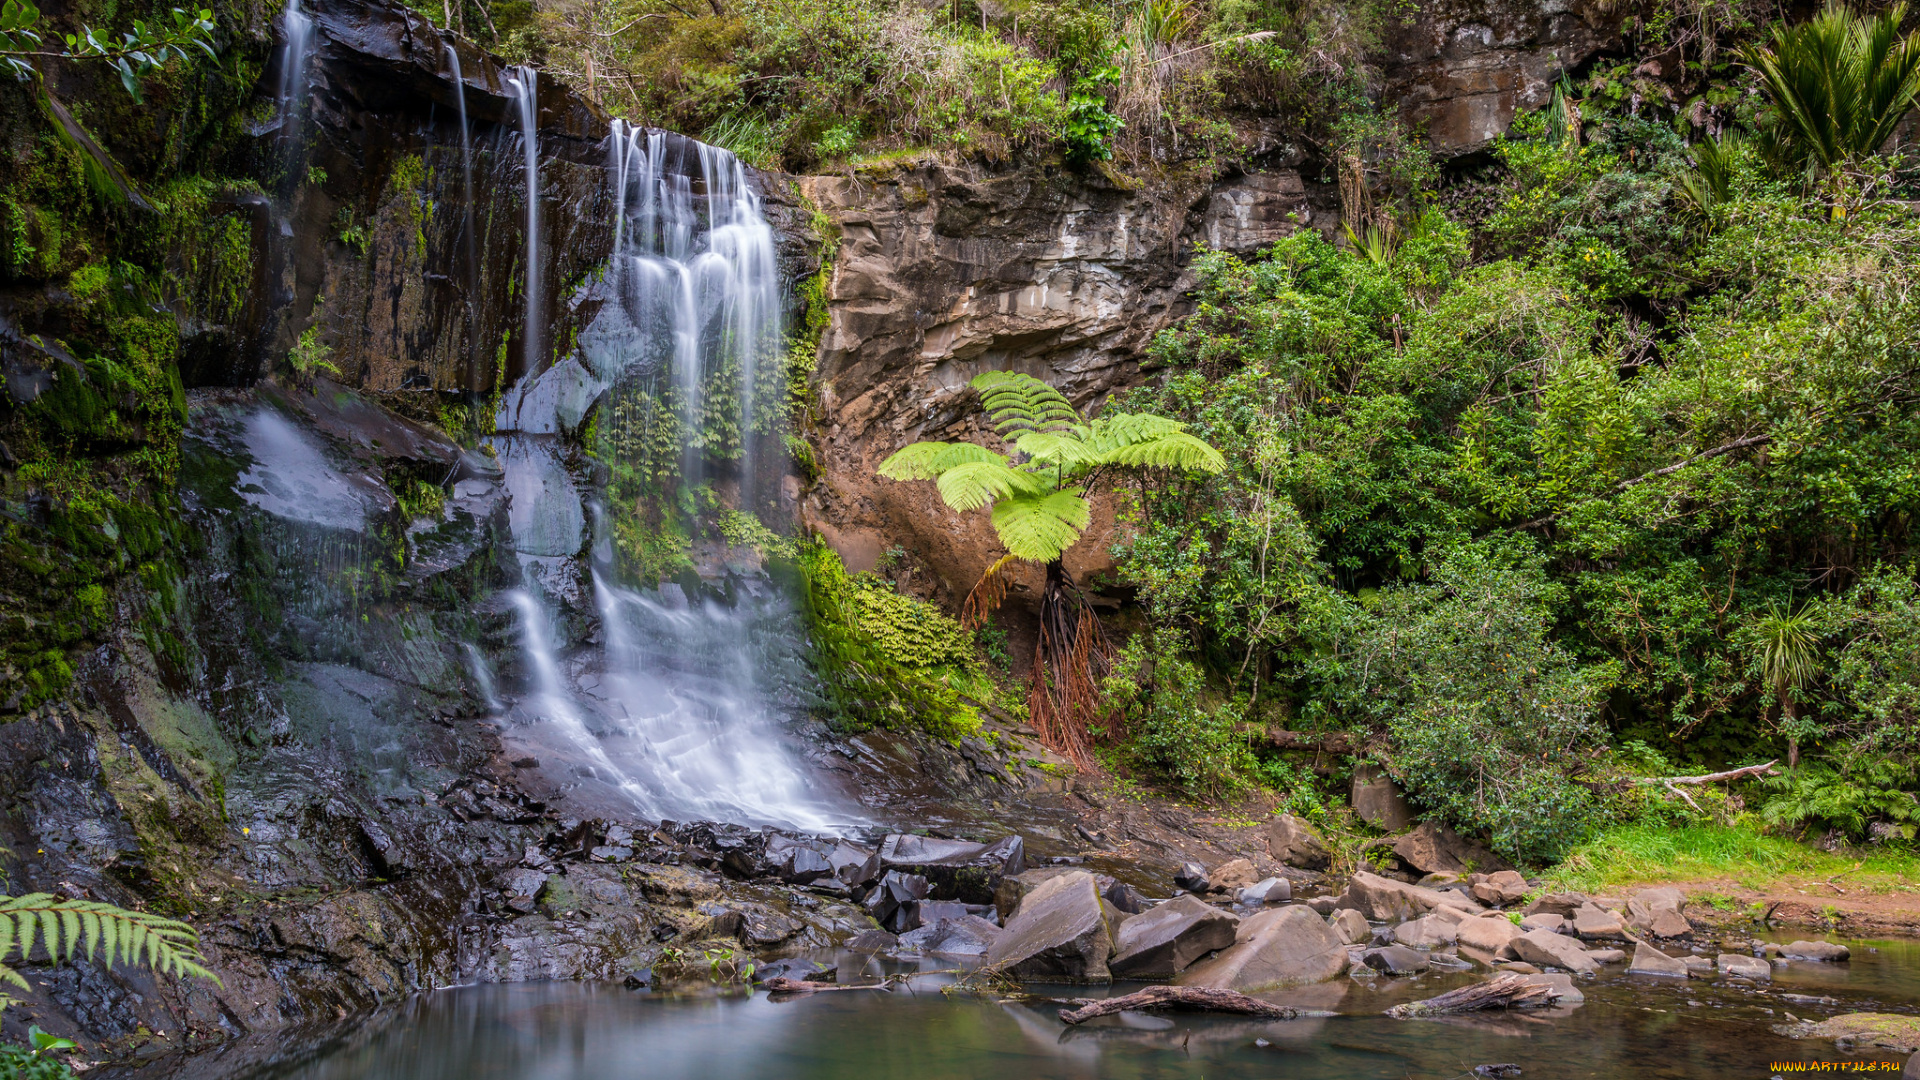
[485,111,847,832]
[275,0,314,186]
[505,67,542,378]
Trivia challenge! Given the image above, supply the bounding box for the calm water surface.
[193,934,1920,1080]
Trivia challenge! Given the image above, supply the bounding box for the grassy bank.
[1549,822,1920,898]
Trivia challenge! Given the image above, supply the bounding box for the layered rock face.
[795,162,1319,599]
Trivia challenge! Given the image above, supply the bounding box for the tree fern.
[875,440,1008,481]
[991,490,1093,561]
[974,372,1084,436]
[934,460,1045,512]
[0,893,216,999]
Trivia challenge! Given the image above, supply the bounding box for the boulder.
[864,870,931,933]
[1238,877,1291,905]
[909,899,971,927]
[1908,1051,1920,1080]
[1336,871,1484,922]
[1522,892,1589,918]
[1586,948,1625,964]
[1455,914,1523,955]
[829,842,882,887]
[1392,915,1459,950]
[844,928,898,952]
[1330,909,1371,945]
[1625,886,1690,938]
[1509,928,1599,974]
[751,957,831,984]
[764,834,835,885]
[1783,940,1851,961]
[1571,904,1626,940]
[1102,880,1152,915]
[1519,913,1566,933]
[500,867,549,900]
[1264,813,1332,871]
[1392,821,1511,876]
[1209,858,1260,894]
[994,866,1082,918]
[1627,942,1688,978]
[1351,766,1416,832]
[1718,954,1771,980]
[1513,970,1584,1005]
[1469,870,1530,907]
[899,915,1003,957]
[1176,906,1350,992]
[1774,1013,1920,1055]
[985,870,1113,982]
[878,833,1026,904]
[1363,945,1430,975]
[1175,862,1211,893]
[1109,894,1241,979]
[1683,955,1714,976]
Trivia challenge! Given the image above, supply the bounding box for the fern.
[0,894,216,997]
[935,460,1045,512]
[991,489,1092,561]
[974,372,1083,436]
[876,441,1008,481]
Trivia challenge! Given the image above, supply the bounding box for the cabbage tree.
[1744,2,1920,179]
[877,371,1224,760]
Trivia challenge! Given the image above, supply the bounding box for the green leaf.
[935,460,1046,512]
[1096,430,1226,472]
[876,440,1008,481]
[990,488,1092,561]
[1012,430,1099,469]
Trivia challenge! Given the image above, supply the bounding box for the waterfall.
[486,118,846,832]
[506,67,542,379]
[276,0,313,185]
[445,45,479,382]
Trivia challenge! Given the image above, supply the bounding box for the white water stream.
[487,114,846,832]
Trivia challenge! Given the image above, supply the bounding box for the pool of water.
[145,934,1920,1080]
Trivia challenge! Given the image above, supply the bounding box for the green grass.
[1550,821,1920,895]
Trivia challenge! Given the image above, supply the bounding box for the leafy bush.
[0,1044,76,1080]
[1102,628,1251,796]
[1760,760,1918,841]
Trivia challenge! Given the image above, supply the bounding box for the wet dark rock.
[985,870,1113,983]
[1176,906,1349,992]
[1363,945,1431,976]
[909,899,971,927]
[864,870,931,933]
[1109,894,1240,980]
[877,833,1026,904]
[844,929,900,953]
[1474,1065,1523,1078]
[829,842,882,887]
[1174,862,1210,893]
[623,968,653,990]
[766,834,835,885]
[899,915,1003,957]
[1101,880,1151,915]
[1263,813,1332,871]
[751,958,832,984]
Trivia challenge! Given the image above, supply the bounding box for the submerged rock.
[1718,953,1771,980]
[900,915,1003,957]
[1363,945,1430,976]
[1109,894,1240,979]
[1782,940,1850,961]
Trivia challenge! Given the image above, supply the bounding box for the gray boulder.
[1392,915,1459,949]
[1627,942,1688,977]
[1209,858,1260,894]
[1719,953,1771,980]
[1176,906,1349,992]
[1625,886,1690,938]
[985,870,1113,982]
[1336,870,1484,922]
[1469,870,1530,907]
[1571,903,1626,940]
[1392,821,1511,876]
[1264,813,1332,871]
[878,833,1026,904]
[1109,894,1240,979]
[1509,928,1599,974]
[1455,913,1523,954]
[900,915,1003,957]
[1352,765,1416,831]
[1513,970,1584,1005]
[1783,940,1850,961]
[1363,945,1430,975]
[830,842,883,887]
[1238,877,1291,905]
[1523,892,1589,918]
[1330,908,1370,944]
[1519,913,1567,933]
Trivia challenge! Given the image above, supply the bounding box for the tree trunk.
[1027,559,1108,765]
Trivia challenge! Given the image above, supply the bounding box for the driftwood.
[762,977,886,995]
[1634,760,1779,811]
[1056,985,1299,1025]
[1385,974,1559,1018]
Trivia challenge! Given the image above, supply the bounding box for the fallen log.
[763,977,888,994]
[1385,974,1559,1018]
[1633,760,1779,812]
[1056,985,1299,1025]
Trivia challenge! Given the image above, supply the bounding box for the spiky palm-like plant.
[877,372,1224,761]
[1755,602,1823,768]
[1743,2,1920,178]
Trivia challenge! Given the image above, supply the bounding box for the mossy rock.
[1774,1013,1920,1054]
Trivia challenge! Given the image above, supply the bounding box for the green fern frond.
[1085,412,1187,450]
[935,461,1049,512]
[876,441,1010,481]
[990,489,1092,562]
[1095,430,1226,472]
[1012,431,1100,469]
[972,372,1082,436]
[0,894,218,991]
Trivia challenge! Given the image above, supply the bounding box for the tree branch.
[1517,433,1773,531]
